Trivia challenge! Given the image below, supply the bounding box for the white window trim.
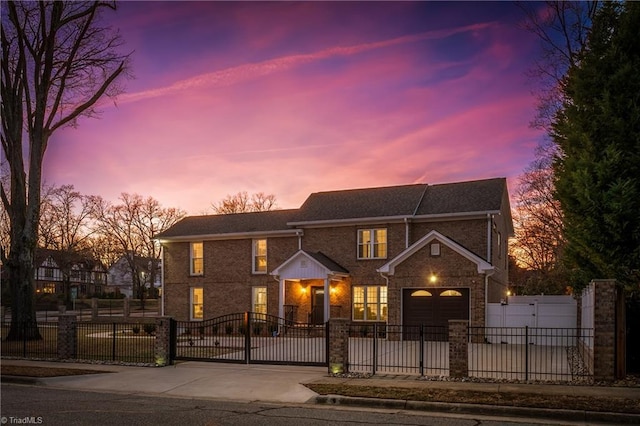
[252,286,267,320]
[252,239,267,274]
[190,287,204,321]
[357,228,387,260]
[190,242,204,276]
[352,285,388,322]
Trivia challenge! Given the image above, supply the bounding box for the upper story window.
[253,239,267,274]
[357,228,387,259]
[190,242,204,276]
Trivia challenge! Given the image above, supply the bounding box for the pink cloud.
[46,5,543,214]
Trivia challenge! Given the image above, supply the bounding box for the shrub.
[132,325,140,334]
[143,323,156,335]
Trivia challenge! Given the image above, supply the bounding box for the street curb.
[314,394,640,424]
[1,375,43,385]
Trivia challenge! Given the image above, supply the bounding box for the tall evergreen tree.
[552,2,640,291]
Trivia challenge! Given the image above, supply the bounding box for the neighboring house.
[34,248,107,298]
[156,178,513,328]
[107,255,162,298]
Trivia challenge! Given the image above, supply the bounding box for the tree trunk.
[6,243,41,341]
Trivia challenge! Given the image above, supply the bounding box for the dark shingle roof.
[290,184,428,223]
[415,178,506,216]
[156,178,508,238]
[155,209,298,239]
[290,178,506,223]
[304,251,349,274]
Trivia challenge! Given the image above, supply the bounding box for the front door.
[311,287,325,324]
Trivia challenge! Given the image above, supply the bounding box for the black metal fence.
[75,322,156,363]
[1,322,58,358]
[1,321,155,364]
[172,312,327,366]
[347,324,448,375]
[468,327,594,382]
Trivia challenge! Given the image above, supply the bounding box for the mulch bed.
[1,365,112,378]
[305,383,640,414]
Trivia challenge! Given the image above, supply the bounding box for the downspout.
[296,230,302,250]
[379,271,390,321]
[484,269,496,328]
[486,213,493,262]
[324,277,330,322]
[404,217,409,249]
[273,275,284,320]
[159,244,165,317]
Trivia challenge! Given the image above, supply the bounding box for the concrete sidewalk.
[1,359,323,403]
[2,359,640,424]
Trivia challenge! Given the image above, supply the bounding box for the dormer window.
[357,228,387,259]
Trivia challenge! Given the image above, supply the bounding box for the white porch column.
[278,278,285,319]
[324,277,330,322]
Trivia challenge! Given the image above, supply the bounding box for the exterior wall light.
[429,274,437,284]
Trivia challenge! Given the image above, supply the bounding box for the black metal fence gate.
[171,312,328,366]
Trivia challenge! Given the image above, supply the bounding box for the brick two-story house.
[156,178,513,328]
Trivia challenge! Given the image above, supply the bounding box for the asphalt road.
[1,384,585,426]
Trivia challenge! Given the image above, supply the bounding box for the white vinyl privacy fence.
[487,295,577,332]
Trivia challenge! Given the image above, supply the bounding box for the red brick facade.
[159,179,512,326]
[162,217,508,325]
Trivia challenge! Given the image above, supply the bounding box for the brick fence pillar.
[91,297,99,321]
[58,314,77,359]
[592,279,617,382]
[449,320,468,378]
[123,297,130,318]
[328,318,350,374]
[154,316,173,366]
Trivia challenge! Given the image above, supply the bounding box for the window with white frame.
[190,287,203,320]
[190,242,203,276]
[357,228,387,259]
[252,239,267,274]
[252,286,267,320]
[352,286,388,321]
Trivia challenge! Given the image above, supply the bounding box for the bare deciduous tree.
[518,1,600,130]
[92,193,185,306]
[1,1,131,339]
[38,184,98,306]
[212,191,277,214]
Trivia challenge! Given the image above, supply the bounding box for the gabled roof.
[271,250,348,279]
[288,178,507,225]
[303,251,349,275]
[377,230,494,275]
[289,184,428,224]
[35,248,105,271]
[155,178,510,239]
[155,209,299,241]
[414,178,507,216]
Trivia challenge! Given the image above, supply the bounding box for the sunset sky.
[45,1,547,215]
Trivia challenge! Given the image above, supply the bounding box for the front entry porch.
[271,250,350,324]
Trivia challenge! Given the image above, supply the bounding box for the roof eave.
[411,210,501,221]
[288,215,412,227]
[156,229,301,243]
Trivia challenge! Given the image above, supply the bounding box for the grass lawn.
[1,323,155,364]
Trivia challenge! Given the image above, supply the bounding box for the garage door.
[403,287,470,329]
